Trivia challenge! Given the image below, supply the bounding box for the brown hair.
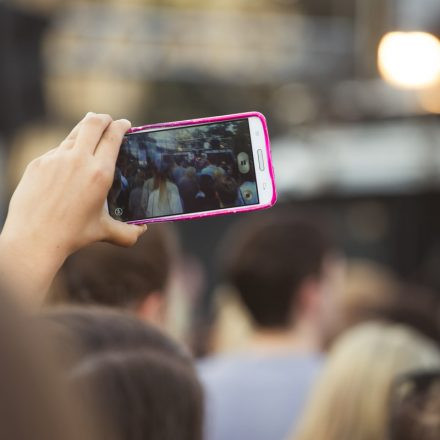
[214,175,239,207]
[49,224,178,308]
[221,210,335,328]
[43,307,203,440]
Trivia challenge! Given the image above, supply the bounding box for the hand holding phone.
[108,112,276,224]
[0,113,146,304]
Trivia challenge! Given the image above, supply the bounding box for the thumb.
[103,218,148,247]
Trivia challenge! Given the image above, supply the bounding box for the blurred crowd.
[3,204,438,440]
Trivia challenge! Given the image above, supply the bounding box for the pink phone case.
[126,111,277,224]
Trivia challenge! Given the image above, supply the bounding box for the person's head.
[390,370,440,440]
[215,175,238,208]
[44,307,203,440]
[185,166,197,179]
[49,225,178,326]
[199,174,216,197]
[0,287,94,440]
[293,322,440,440]
[134,170,145,186]
[153,157,173,201]
[322,259,400,347]
[327,276,440,350]
[221,210,342,342]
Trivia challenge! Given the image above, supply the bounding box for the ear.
[135,291,166,327]
[295,277,322,320]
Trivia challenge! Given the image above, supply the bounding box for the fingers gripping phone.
[108,112,276,224]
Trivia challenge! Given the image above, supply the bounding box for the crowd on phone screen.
[1,176,440,437]
[112,145,258,220]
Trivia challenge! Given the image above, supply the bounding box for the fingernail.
[118,118,131,126]
[86,112,95,117]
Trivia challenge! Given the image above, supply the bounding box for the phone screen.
[108,118,260,222]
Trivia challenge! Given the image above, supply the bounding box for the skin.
[0,113,147,306]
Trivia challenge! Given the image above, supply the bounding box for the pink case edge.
[125,111,277,225]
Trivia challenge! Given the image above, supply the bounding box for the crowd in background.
[56,208,439,440]
[0,111,439,440]
[4,203,440,440]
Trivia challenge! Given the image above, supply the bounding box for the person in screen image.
[178,166,201,212]
[214,175,240,208]
[195,174,220,211]
[195,153,209,172]
[172,158,186,184]
[44,307,204,440]
[108,166,130,218]
[292,322,440,440]
[141,154,183,218]
[200,157,225,179]
[136,140,148,166]
[147,168,183,217]
[128,170,148,220]
[199,211,344,440]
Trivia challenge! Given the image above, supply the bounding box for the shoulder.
[167,181,179,191]
[197,354,246,383]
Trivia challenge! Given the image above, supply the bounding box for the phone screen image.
[108,118,259,222]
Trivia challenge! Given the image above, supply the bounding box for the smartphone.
[108,112,276,224]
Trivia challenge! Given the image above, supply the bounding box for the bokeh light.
[378,31,440,89]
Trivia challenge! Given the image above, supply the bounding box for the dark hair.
[215,175,238,207]
[49,224,177,308]
[221,210,334,328]
[390,370,440,440]
[44,307,203,440]
[199,174,215,194]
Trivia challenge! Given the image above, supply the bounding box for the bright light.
[378,32,440,89]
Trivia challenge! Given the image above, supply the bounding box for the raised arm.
[0,113,147,305]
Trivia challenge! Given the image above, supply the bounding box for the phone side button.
[257,149,265,171]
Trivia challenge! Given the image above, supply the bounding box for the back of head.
[50,224,178,309]
[0,288,92,440]
[215,175,238,207]
[330,278,440,350]
[222,210,335,329]
[186,166,197,179]
[199,174,215,194]
[44,307,203,440]
[293,322,440,440]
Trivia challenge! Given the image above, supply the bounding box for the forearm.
[0,232,66,307]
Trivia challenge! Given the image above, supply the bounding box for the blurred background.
[1,0,440,352]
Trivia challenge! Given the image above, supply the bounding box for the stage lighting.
[378,31,440,89]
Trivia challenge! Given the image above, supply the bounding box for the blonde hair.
[293,322,440,440]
